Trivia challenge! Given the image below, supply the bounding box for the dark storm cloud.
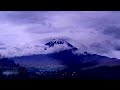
[114,46,120,51]
[103,26,120,39]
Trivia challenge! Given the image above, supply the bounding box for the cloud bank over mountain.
[0,11,120,59]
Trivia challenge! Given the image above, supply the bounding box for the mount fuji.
[4,39,120,69]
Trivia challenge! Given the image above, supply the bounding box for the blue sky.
[0,11,120,59]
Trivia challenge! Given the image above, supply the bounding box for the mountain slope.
[11,48,120,69]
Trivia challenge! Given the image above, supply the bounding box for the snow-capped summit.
[45,39,78,51]
[45,39,67,46]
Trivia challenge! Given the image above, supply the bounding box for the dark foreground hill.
[1,57,120,80]
[0,58,28,80]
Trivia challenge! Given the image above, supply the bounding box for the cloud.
[0,11,47,24]
[102,25,120,39]
[1,11,120,59]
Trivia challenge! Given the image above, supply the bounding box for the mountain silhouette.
[8,39,120,69]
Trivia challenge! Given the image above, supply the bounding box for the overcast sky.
[0,11,120,59]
